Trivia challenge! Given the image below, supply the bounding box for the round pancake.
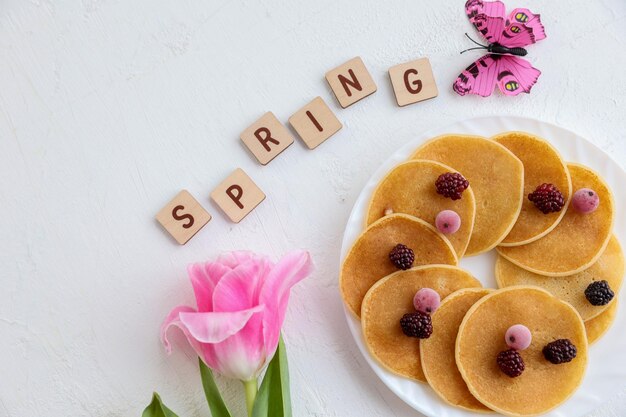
[585,300,618,345]
[361,265,481,382]
[420,288,493,412]
[493,132,572,246]
[340,214,458,318]
[411,134,524,256]
[495,235,624,321]
[366,160,476,258]
[456,286,588,417]
[497,163,615,276]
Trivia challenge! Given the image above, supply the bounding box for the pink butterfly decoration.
[453,0,546,97]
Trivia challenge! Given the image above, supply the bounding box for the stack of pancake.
[340,132,623,416]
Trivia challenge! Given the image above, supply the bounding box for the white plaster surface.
[0,1,625,416]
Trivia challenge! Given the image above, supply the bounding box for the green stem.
[243,379,258,417]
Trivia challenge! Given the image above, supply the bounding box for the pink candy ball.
[572,188,600,214]
[435,210,461,234]
[413,288,441,314]
[505,324,532,350]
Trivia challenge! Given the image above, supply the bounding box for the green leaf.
[141,392,179,417]
[252,336,292,417]
[199,358,233,417]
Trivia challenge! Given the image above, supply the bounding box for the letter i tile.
[211,168,266,223]
[289,96,342,149]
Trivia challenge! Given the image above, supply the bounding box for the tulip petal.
[188,261,231,312]
[212,258,272,312]
[217,251,274,270]
[161,305,197,353]
[260,250,313,357]
[161,305,220,369]
[179,305,263,344]
[208,259,273,380]
[161,306,202,355]
[211,309,267,381]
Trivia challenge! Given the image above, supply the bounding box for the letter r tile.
[240,112,294,165]
[388,57,438,107]
[210,168,266,223]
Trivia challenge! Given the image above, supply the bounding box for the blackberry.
[528,183,565,214]
[584,280,614,306]
[543,339,577,364]
[399,311,433,339]
[496,349,525,377]
[435,172,469,200]
[389,244,415,270]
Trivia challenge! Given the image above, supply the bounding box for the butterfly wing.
[500,8,546,47]
[495,55,541,95]
[453,55,501,97]
[465,1,547,47]
[466,0,506,18]
[453,54,541,97]
[465,0,506,44]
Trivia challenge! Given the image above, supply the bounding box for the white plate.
[340,116,626,417]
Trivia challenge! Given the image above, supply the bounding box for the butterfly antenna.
[460,33,488,54]
[465,33,487,47]
[460,46,487,54]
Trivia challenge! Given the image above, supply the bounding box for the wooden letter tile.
[211,168,265,223]
[388,57,438,107]
[288,96,342,149]
[241,112,294,165]
[325,57,377,108]
[156,190,211,245]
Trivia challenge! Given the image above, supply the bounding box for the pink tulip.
[161,250,313,382]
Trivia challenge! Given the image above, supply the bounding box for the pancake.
[420,288,493,412]
[497,163,615,276]
[456,286,588,417]
[361,265,481,382]
[340,214,458,317]
[366,160,476,258]
[585,300,618,345]
[496,235,624,321]
[411,134,523,256]
[493,132,572,246]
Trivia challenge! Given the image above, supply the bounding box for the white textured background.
[1,1,625,416]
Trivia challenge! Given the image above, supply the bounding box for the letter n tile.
[325,57,377,108]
